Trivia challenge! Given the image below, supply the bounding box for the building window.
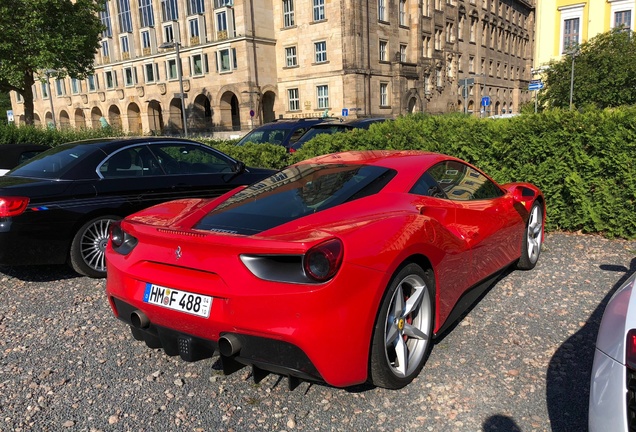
[117,0,133,32]
[71,79,81,94]
[41,82,49,99]
[399,0,407,26]
[317,85,329,109]
[612,0,633,30]
[163,22,175,44]
[216,11,228,39]
[434,29,442,50]
[55,79,66,96]
[423,36,431,57]
[15,92,23,103]
[141,29,153,54]
[124,67,137,86]
[215,0,234,7]
[191,53,207,75]
[314,41,327,63]
[188,0,205,14]
[285,46,297,67]
[167,58,178,79]
[87,75,97,91]
[104,71,117,89]
[380,83,389,106]
[458,15,464,40]
[145,63,157,83]
[313,0,325,21]
[400,44,407,62]
[120,35,131,59]
[616,10,631,29]
[445,22,454,43]
[379,40,387,61]
[101,40,110,60]
[378,0,386,21]
[562,18,579,51]
[435,67,442,87]
[559,4,583,54]
[161,0,179,21]
[100,2,113,38]
[217,48,236,72]
[288,88,300,111]
[283,0,295,28]
[469,18,476,42]
[434,0,442,11]
[469,55,474,73]
[139,0,155,27]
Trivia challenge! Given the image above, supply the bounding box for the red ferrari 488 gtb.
[105,150,544,389]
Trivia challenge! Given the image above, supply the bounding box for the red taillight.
[627,329,636,370]
[0,197,29,217]
[303,239,343,282]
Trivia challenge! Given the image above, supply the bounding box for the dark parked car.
[289,118,389,152]
[0,137,276,277]
[0,143,49,175]
[236,118,327,151]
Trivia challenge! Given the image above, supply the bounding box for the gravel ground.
[1,232,635,432]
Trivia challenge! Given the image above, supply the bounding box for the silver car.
[589,271,636,431]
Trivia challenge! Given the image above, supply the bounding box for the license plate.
[143,283,212,318]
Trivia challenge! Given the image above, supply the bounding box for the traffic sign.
[528,81,544,91]
[481,96,491,107]
[459,78,475,86]
[342,108,349,117]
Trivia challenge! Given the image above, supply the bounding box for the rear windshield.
[9,144,94,179]
[237,128,291,146]
[195,164,396,235]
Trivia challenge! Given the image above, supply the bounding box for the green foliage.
[0,123,124,147]
[0,0,105,124]
[2,109,634,239]
[540,29,636,109]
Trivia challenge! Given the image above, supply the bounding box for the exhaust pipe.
[219,334,241,357]
[130,310,150,329]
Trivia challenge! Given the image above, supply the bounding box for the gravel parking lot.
[1,232,635,431]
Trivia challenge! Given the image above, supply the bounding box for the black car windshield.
[9,144,94,179]
[237,128,290,145]
[195,164,396,235]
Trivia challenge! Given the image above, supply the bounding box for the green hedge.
[2,108,635,239]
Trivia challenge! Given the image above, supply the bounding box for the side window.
[426,160,503,201]
[100,146,163,177]
[151,144,234,174]
[288,127,307,144]
[410,172,447,198]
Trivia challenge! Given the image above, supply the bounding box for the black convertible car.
[0,137,276,277]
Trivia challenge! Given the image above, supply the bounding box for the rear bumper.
[0,217,71,266]
[589,348,628,432]
[111,296,323,383]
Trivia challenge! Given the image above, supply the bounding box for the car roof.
[247,118,327,131]
[298,150,450,169]
[313,118,388,127]
[57,136,209,154]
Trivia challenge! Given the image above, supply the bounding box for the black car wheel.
[70,215,120,278]
[369,263,435,389]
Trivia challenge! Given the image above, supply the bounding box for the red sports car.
[105,150,544,389]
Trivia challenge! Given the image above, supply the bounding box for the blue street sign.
[481,96,491,107]
[342,108,349,117]
[528,81,545,91]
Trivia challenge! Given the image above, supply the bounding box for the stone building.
[9,0,535,134]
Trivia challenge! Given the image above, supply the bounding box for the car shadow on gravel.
[0,264,81,282]
[546,258,636,431]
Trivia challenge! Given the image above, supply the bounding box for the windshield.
[237,128,290,146]
[9,144,94,179]
[195,164,396,235]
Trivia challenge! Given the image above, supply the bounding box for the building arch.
[108,105,123,130]
[91,107,103,129]
[59,110,71,129]
[260,87,277,123]
[468,100,475,113]
[33,113,41,127]
[494,101,501,115]
[165,98,185,135]
[74,108,87,129]
[45,112,54,128]
[147,100,163,134]
[127,103,142,134]
[220,91,240,131]
[191,94,212,133]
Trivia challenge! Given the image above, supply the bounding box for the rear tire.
[69,215,120,278]
[517,201,543,270]
[369,263,435,389]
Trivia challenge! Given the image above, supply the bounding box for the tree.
[0,0,104,125]
[540,29,636,109]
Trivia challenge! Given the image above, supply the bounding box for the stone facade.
[10,0,535,134]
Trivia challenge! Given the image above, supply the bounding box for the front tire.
[517,201,543,270]
[70,215,120,278]
[369,263,435,389]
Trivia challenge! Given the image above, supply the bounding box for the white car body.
[589,271,636,431]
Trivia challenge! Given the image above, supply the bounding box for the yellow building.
[535,0,634,69]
